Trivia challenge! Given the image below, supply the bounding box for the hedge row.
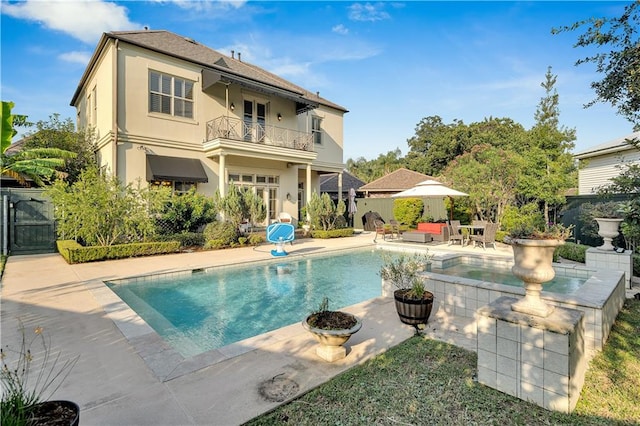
[555,242,588,263]
[310,228,355,239]
[57,240,180,264]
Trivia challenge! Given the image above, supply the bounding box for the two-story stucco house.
[71,30,348,224]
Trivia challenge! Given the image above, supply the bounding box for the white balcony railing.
[206,116,314,152]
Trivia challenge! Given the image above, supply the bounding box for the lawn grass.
[246,299,640,425]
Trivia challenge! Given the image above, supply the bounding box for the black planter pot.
[393,289,434,326]
[31,400,80,426]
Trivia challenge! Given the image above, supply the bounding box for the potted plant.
[589,201,624,251]
[379,252,434,333]
[302,297,362,362]
[1,323,80,426]
[505,224,573,317]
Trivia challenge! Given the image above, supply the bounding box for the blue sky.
[1,1,636,161]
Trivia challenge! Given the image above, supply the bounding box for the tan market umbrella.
[392,180,468,220]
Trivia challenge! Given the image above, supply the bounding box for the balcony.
[205,116,314,152]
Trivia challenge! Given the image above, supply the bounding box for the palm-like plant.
[1,101,76,186]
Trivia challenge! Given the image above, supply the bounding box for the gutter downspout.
[112,39,119,177]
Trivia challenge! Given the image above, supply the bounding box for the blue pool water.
[430,264,584,294]
[107,249,385,357]
[107,250,586,358]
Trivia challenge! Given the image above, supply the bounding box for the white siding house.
[574,131,640,195]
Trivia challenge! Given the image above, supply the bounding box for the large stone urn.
[510,238,564,317]
[594,218,623,251]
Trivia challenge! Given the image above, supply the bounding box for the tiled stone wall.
[477,297,587,413]
[585,247,633,288]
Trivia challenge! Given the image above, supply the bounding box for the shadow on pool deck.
[7,233,629,425]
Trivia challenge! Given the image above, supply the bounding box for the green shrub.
[238,237,248,245]
[157,232,205,247]
[306,192,346,231]
[156,189,217,234]
[57,240,180,264]
[555,242,588,263]
[204,239,226,250]
[500,203,544,235]
[633,253,640,277]
[248,234,265,246]
[495,230,508,243]
[393,198,423,226]
[310,228,354,239]
[203,221,238,246]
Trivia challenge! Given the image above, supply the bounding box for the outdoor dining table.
[457,225,485,245]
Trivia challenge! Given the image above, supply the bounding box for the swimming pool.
[106,249,385,357]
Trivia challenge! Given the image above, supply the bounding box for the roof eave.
[70,33,111,106]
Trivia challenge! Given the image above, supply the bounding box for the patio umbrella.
[348,187,357,226]
[391,179,468,220]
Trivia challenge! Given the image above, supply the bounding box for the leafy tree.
[243,187,267,228]
[23,114,97,184]
[346,148,405,182]
[215,185,267,228]
[156,188,218,234]
[392,198,424,226]
[1,101,76,186]
[520,67,577,224]
[46,166,169,246]
[306,192,346,231]
[404,116,529,176]
[440,144,523,225]
[552,1,640,128]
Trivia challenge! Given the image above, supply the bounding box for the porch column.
[219,153,226,197]
[338,172,343,203]
[306,163,312,221]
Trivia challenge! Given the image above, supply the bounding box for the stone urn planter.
[594,218,623,251]
[510,238,565,317]
[302,307,362,362]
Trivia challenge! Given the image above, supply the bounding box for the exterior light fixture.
[230,103,235,111]
[277,113,282,121]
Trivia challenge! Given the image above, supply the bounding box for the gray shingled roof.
[574,131,640,159]
[320,171,366,193]
[72,30,347,113]
[359,168,434,192]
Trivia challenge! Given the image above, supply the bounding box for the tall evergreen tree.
[520,67,577,224]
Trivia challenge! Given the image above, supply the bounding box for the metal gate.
[1,188,57,255]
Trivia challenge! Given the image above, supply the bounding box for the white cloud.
[58,51,92,65]
[332,24,349,35]
[149,0,246,11]
[2,1,140,44]
[348,3,390,22]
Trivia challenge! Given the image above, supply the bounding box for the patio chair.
[447,224,465,246]
[374,219,393,242]
[389,219,401,239]
[278,212,292,223]
[470,222,499,250]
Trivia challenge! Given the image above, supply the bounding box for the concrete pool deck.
[0,233,636,425]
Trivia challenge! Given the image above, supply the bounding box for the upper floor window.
[312,116,322,145]
[149,71,194,119]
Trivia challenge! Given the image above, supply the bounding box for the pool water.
[430,264,584,294]
[107,249,586,358]
[107,249,385,357]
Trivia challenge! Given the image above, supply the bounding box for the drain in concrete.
[258,374,300,402]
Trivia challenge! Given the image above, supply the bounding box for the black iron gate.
[1,188,56,255]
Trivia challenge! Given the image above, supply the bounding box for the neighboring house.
[574,131,640,195]
[71,30,348,224]
[358,168,432,198]
[319,170,366,202]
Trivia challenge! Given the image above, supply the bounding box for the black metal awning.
[146,155,208,183]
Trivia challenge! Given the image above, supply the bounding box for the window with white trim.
[149,71,194,118]
[311,116,322,145]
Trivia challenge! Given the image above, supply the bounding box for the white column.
[306,164,312,221]
[219,153,226,197]
[338,172,343,203]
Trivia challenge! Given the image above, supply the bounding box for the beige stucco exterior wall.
[72,37,347,223]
